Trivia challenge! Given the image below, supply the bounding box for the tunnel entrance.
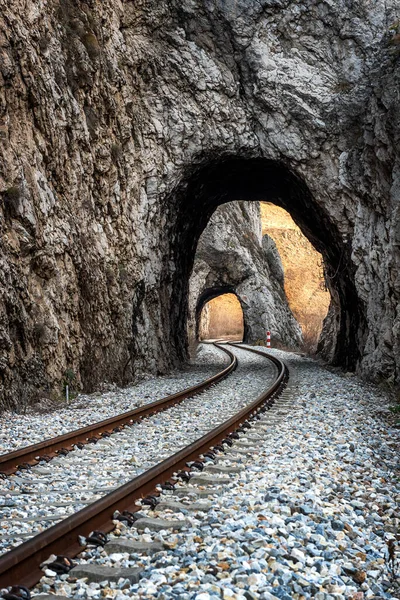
[198,292,244,342]
[166,155,366,372]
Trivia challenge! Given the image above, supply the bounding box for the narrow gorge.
[188,201,301,350]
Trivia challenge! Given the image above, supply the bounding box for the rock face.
[188,202,302,348]
[260,202,330,351]
[0,0,399,407]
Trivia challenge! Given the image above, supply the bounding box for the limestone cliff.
[1,0,399,408]
[188,202,302,348]
[260,202,330,351]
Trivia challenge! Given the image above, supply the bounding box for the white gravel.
[31,348,400,600]
[0,344,227,455]
[0,345,276,555]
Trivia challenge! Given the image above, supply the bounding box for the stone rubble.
[29,349,400,600]
[0,345,275,555]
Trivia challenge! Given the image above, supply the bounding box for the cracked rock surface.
[0,0,399,407]
[188,201,302,348]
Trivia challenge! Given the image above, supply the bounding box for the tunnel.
[196,288,246,342]
[165,154,366,371]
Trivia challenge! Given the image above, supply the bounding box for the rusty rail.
[0,344,237,476]
[0,346,288,590]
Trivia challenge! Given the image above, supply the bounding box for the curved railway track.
[0,344,237,476]
[0,344,288,593]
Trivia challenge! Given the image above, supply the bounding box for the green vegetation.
[389,398,400,427]
[62,369,77,401]
[63,368,76,388]
[81,32,101,60]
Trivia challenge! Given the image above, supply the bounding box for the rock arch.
[168,155,364,372]
[187,200,301,351]
[195,287,246,342]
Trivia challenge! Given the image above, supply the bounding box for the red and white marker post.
[266,330,271,348]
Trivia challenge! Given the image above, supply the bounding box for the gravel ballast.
[0,344,276,555]
[0,344,227,455]
[31,348,400,600]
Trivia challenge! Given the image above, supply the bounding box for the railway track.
[0,344,288,594]
[0,344,237,476]
[0,344,237,554]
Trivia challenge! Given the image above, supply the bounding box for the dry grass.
[301,312,324,355]
[199,294,244,341]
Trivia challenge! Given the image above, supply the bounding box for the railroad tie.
[34,596,71,600]
[223,447,252,456]
[155,499,212,512]
[172,486,224,498]
[68,564,143,584]
[189,473,232,485]
[134,517,189,531]
[251,421,274,429]
[203,463,242,474]
[232,441,257,449]
[217,453,246,463]
[104,539,165,555]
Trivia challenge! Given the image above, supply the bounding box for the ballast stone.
[31,350,400,599]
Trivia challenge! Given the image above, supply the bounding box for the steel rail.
[0,344,237,476]
[0,345,288,590]
[227,341,280,359]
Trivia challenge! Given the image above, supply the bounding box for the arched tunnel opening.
[196,289,245,342]
[165,155,366,372]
